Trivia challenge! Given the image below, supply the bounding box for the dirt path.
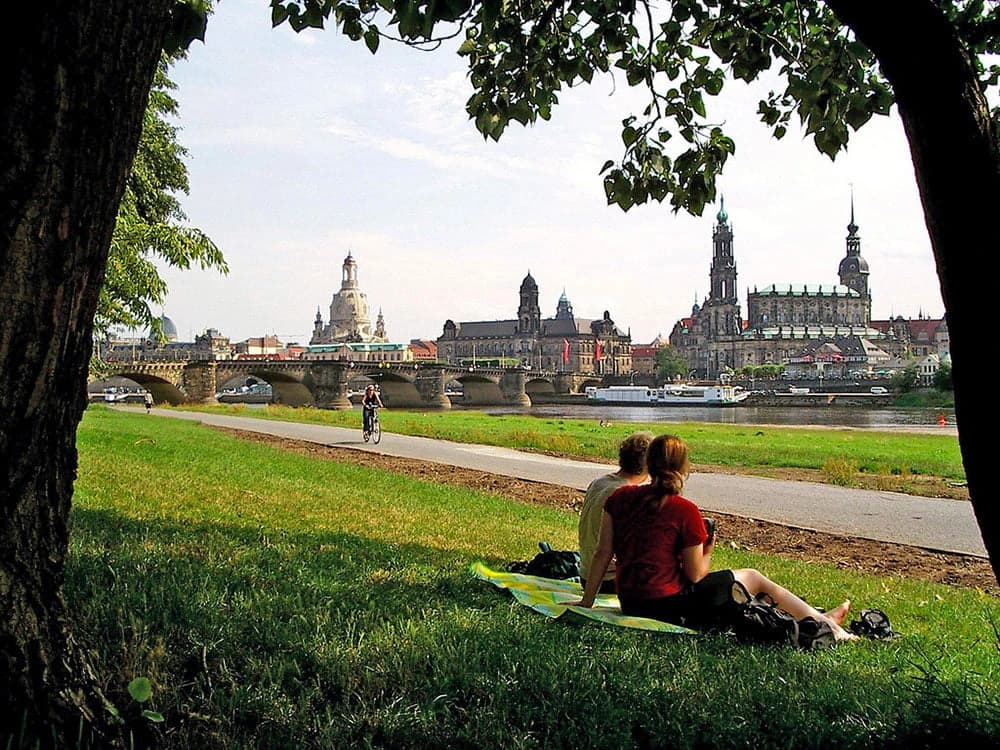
[215,426,997,596]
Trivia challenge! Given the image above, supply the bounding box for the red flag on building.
[562,339,570,364]
[594,339,603,362]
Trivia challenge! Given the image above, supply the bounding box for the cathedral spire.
[716,195,728,225]
[838,188,870,316]
[847,185,858,238]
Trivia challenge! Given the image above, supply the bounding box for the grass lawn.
[69,408,996,749]
[174,403,967,491]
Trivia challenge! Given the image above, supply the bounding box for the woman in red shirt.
[573,434,857,642]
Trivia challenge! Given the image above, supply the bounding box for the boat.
[584,383,750,406]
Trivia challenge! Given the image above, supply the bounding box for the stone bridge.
[98,360,594,409]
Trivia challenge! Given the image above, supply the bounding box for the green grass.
[174,403,967,484]
[67,408,997,748]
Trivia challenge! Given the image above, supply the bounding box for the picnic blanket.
[470,560,695,635]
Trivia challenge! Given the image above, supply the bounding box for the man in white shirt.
[578,431,653,594]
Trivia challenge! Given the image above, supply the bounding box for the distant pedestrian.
[143,391,153,414]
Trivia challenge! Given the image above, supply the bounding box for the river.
[472,403,957,432]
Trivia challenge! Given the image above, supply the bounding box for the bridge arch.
[101,369,187,405]
[101,360,539,409]
[214,365,314,407]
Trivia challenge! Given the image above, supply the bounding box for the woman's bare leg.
[733,568,858,642]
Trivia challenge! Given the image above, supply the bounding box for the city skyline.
[157,1,944,347]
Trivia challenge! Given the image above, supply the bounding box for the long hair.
[646,434,691,496]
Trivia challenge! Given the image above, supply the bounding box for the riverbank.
[157,404,967,499]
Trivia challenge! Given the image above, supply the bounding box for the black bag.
[727,580,835,650]
[507,542,581,580]
[849,609,899,640]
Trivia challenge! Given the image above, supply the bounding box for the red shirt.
[604,485,708,599]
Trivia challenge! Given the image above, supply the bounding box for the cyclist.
[362,384,384,435]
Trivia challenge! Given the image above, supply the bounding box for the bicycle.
[363,406,381,444]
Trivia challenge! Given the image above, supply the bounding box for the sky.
[160,0,944,347]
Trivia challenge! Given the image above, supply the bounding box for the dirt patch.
[215,427,997,596]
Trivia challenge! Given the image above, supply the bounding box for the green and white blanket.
[470,560,695,635]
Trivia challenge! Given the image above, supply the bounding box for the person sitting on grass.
[578,431,653,595]
[570,433,858,643]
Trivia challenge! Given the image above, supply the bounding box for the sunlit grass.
[173,402,967,485]
[68,408,996,748]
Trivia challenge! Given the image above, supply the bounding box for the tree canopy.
[98,56,226,339]
[268,0,999,212]
[655,345,690,381]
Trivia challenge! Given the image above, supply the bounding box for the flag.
[562,339,570,364]
[594,339,602,362]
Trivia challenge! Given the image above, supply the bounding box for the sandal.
[849,609,899,640]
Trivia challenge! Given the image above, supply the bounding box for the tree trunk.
[0,2,173,745]
[828,0,1000,584]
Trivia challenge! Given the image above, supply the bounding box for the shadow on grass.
[64,506,999,750]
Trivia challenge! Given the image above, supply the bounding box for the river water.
[473,403,957,431]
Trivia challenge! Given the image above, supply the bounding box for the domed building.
[148,314,178,344]
[437,272,632,374]
[310,253,388,344]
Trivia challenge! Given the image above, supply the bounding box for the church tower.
[704,198,742,339]
[555,289,574,320]
[518,271,541,334]
[838,194,871,323]
[310,252,376,344]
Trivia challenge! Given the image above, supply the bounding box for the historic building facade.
[101,316,235,362]
[437,273,632,374]
[310,252,388,345]
[669,200,945,379]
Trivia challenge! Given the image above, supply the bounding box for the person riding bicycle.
[362,384,384,434]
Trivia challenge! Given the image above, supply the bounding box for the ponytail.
[646,434,691,496]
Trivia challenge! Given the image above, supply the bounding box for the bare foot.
[826,600,851,626]
[833,625,859,643]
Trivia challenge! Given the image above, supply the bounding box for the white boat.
[585,384,750,406]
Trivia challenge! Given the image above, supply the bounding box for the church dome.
[520,272,537,292]
[839,254,869,275]
[152,315,177,341]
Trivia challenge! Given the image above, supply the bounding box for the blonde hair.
[646,434,691,495]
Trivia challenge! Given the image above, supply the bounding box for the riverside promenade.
[152,408,986,558]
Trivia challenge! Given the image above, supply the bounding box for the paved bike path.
[151,408,986,558]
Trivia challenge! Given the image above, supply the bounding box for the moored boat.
[585,383,750,406]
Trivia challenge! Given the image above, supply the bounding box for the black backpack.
[507,542,581,580]
[727,580,835,650]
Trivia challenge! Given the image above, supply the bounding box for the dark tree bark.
[0,2,173,745]
[828,0,1000,584]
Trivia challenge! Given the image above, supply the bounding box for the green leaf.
[271,2,290,27]
[128,677,153,704]
[163,0,210,54]
[689,90,706,117]
[142,710,165,723]
[364,25,380,54]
